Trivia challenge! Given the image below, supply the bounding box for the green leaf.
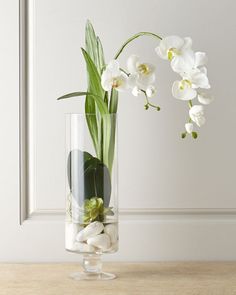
[85,97,99,158]
[85,20,99,69]
[85,20,105,75]
[67,150,111,207]
[81,48,104,99]
[84,21,108,164]
[104,91,109,107]
[97,36,106,74]
[108,89,118,172]
[85,21,102,159]
[58,91,101,100]
[83,157,111,207]
[82,48,104,159]
[57,90,108,117]
[109,88,118,114]
[82,48,112,170]
[67,149,93,205]
[101,115,112,172]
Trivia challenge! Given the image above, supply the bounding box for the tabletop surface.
[0,262,236,295]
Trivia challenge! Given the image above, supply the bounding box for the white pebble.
[76,221,104,242]
[70,242,95,253]
[87,233,111,251]
[104,224,118,244]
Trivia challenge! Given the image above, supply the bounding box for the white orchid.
[185,123,194,134]
[132,86,141,97]
[194,52,208,68]
[127,55,156,90]
[101,60,128,92]
[197,92,214,105]
[189,105,206,127]
[172,66,210,100]
[175,51,209,75]
[172,80,197,100]
[146,85,156,98]
[181,68,210,89]
[155,36,195,73]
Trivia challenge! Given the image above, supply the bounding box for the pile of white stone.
[66,221,118,253]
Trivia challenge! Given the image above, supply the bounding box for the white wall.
[0,0,236,262]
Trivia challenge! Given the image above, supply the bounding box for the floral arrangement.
[59,21,213,141]
[60,21,213,254]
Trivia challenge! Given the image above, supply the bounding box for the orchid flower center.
[137,64,150,75]
[168,48,180,61]
[112,77,122,88]
[179,79,192,90]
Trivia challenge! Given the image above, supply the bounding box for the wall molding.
[19,0,236,223]
[26,207,236,222]
[19,0,29,224]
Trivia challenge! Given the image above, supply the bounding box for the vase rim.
[65,113,118,116]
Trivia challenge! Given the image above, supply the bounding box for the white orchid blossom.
[132,86,141,97]
[197,92,214,105]
[182,67,210,89]
[175,51,208,75]
[127,55,156,89]
[101,60,128,92]
[185,123,194,134]
[189,105,206,127]
[194,52,208,68]
[172,80,197,100]
[155,36,195,73]
[146,85,156,98]
[178,51,210,90]
[172,66,210,100]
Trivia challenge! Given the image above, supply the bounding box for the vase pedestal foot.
[70,271,116,281]
[70,254,116,281]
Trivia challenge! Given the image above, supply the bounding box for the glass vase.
[65,113,118,280]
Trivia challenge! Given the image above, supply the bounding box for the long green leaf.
[57,91,108,115]
[58,91,98,100]
[84,22,112,172]
[109,88,118,113]
[85,20,105,74]
[108,89,118,171]
[82,48,111,170]
[85,21,108,163]
[97,37,105,75]
[85,98,99,157]
[81,48,104,99]
[85,20,99,69]
[85,20,100,159]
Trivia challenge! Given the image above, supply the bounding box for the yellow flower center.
[167,48,181,61]
[138,64,150,75]
[112,78,122,88]
[179,79,192,90]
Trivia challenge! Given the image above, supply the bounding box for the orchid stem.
[142,90,160,111]
[114,32,162,60]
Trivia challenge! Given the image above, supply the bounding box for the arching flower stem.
[114,32,162,60]
[188,100,193,108]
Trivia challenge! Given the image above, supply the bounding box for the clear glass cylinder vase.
[65,113,118,280]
